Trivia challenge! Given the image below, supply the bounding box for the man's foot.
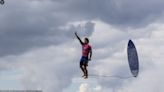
[82,75,85,77]
[84,76,88,79]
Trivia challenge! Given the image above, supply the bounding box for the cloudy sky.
[0,0,164,92]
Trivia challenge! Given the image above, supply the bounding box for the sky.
[0,0,164,92]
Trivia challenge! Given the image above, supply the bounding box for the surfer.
[75,32,92,79]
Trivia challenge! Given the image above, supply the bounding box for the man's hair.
[85,38,89,43]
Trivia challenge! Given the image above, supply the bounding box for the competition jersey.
[82,44,91,57]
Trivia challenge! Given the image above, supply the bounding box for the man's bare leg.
[80,65,85,77]
[83,65,88,79]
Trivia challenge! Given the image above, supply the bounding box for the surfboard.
[127,40,139,77]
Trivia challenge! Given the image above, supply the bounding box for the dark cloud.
[66,0,164,27]
[0,0,164,56]
[0,0,95,56]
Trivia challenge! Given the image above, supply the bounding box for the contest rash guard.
[82,43,91,57]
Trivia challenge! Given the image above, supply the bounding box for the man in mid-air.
[75,32,92,79]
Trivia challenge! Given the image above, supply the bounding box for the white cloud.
[88,21,164,92]
[77,83,103,92]
[0,40,80,92]
[79,83,89,92]
[0,19,163,92]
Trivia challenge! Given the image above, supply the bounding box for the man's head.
[84,38,89,44]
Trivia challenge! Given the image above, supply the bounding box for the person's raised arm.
[75,32,83,45]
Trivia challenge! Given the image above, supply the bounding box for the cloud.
[1,0,164,57]
[0,0,95,56]
[0,40,80,92]
[79,83,89,92]
[1,19,163,92]
[57,0,164,27]
[77,83,102,92]
[0,0,164,92]
[88,21,164,92]
[62,20,164,92]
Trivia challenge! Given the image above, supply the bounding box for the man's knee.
[84,66,87,69]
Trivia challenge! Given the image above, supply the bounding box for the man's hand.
[75,32,77,36]
[88,58,91,61]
